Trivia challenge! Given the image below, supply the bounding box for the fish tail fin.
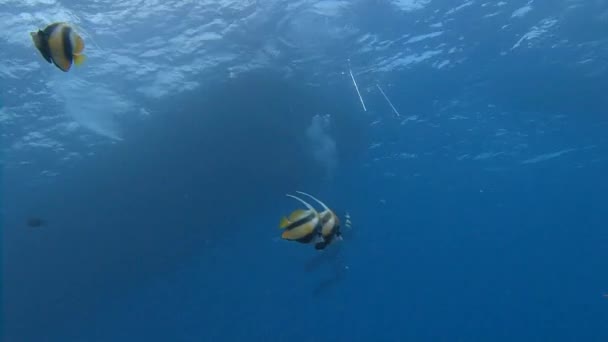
[73,35,85,54]
[279,217,290,229]
[73,54,86,66]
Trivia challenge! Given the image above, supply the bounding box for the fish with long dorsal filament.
[279,194,325,245]
[295,191,342,250]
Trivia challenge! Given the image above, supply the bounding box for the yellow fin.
[281,222,315,240]
[73,54,86,66]
[279,217,291,229]
[73,34,85,54]
[289,209,308,221]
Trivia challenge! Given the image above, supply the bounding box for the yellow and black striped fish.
[279,194,324,245]
[31,22,86,72]
[295,191,342,250]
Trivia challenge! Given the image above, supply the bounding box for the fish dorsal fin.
[295,191,330,212]
[288,209,308,221]
[285,194,317,214]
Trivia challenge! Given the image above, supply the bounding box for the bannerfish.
[31,22,86,72]
[279,194,324,245]
[295,191,342,250]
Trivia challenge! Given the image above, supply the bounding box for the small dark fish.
[26,217,46,228]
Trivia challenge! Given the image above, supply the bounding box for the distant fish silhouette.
[26,217,46,228]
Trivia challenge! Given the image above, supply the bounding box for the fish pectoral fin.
[279,217,290,229]
[73,54,86,66]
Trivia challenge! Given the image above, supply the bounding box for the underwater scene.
[1,0,608,341]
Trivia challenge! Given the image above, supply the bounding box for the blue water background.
[3,2,608,339]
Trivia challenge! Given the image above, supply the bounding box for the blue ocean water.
[2,1,608,341]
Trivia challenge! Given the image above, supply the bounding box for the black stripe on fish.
[294,233,316,244]
[284,212,315,231]
[321,227,337,245]
[42,23,61,36]
[36,30,52,64]
[61,25,73,64]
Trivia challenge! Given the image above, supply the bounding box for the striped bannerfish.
[279,194,325,246]
[295,191,342,250]
[31,22,86,72]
